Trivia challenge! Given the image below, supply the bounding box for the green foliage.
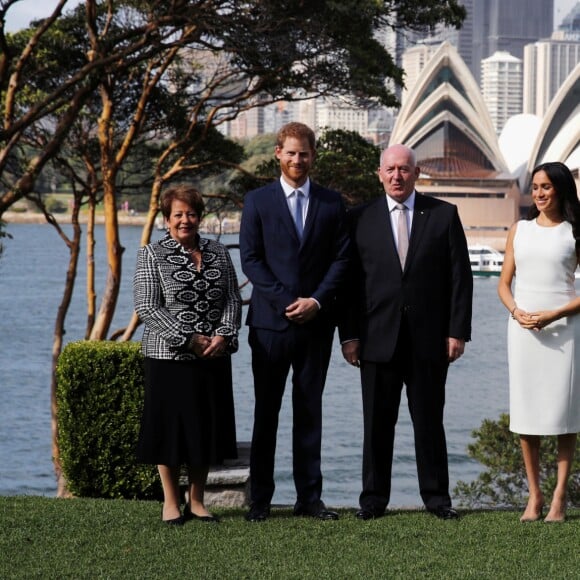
[115,126,246,208]
[314,128,383,206]
[392,0,467,32]
[454,413,580,508]
[228,128,383,207]
[242,134,278,159]
[56,341,161,500]
[44,196,68,213]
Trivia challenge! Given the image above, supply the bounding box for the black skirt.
[136,356,237,467]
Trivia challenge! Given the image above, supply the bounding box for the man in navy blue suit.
[240,122,350,521]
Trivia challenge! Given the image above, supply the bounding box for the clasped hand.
[513,308,555,331]
[285,297,319,324]
[189,334,227,358]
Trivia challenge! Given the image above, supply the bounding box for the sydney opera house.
[391,42,580,249]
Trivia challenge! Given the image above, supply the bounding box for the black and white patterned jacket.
[133,233,241,360]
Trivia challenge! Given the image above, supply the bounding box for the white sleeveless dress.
[508,219,580,435]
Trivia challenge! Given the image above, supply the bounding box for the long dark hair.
[527,162,580,261]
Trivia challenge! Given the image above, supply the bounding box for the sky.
[4,0,82,31]
[555,0,579,24]
[3,0,579,32]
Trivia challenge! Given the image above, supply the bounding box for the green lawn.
[1,497,578,579]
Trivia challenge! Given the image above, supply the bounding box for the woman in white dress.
[498,162,580,523]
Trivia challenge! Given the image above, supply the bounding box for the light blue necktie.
[294,190,304,239]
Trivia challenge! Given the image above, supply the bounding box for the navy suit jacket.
[240,180,350,331]
[340,193,473,363]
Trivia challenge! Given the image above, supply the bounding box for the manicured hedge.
[56,341,161,499]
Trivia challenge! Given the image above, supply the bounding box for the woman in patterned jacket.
[134,185,241,525]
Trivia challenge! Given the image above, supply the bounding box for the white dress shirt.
[280,176,310,229]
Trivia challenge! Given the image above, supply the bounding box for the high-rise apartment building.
[315,97,369,135]
[523,39,580,116]
[481,51,523,133]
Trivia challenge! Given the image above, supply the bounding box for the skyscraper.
[400,0,555,85]
[523,39,580,116]
[481,51,523,133]
[487,0,553,55]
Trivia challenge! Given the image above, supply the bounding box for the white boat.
[468,245,504,276]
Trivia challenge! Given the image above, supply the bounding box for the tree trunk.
[119,179,163,341]
[50,197,83,498]
[89,87,123,340]
[85,193,97,338]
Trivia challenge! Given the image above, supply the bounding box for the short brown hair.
[276,122,316,151]
[159,185,205,219]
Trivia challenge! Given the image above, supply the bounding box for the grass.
[1,497,578,579]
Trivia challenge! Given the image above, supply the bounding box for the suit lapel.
[273,181,301,242]
[378,195,397,255]
[301,184,320,245]
[364,196,398,260]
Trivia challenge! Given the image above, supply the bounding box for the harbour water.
[0,222,512,507]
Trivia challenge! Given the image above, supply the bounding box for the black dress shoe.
[355,508,383,520]
[293,501,339,520]
[183,503,220,523]
[245,504,270,522]
[428,506,459,520]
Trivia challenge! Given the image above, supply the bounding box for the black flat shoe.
[183,504,220,523]
[162,515,185,526]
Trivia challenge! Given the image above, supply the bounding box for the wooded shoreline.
[3,210,243,234]
[4,210,509,249]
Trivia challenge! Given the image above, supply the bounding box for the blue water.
[0,222,511,507]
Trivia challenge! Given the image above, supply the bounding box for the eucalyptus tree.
[0,0,465,494]
[1,0,467,217]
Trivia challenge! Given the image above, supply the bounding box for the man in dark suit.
[340,144,472,520]
[240,122,350,522]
